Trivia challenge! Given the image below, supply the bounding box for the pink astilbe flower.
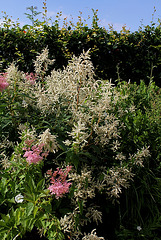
[23,143,48,164]
[0,73,9,92]
[47,166,72,199]
[23,151,43,164]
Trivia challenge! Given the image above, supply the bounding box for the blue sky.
[0,0,161,32]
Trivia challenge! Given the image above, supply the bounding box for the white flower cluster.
[85,206,103,225]
[102,166,134,200]
[18,124,37,141]
[18,125,59,153]
[60,209,104,240]
[60,207,81,238]
[67,120,89,150]
[68,167,96,202]
[6,63,22,87]
[33,47,55,76]
[82,229,104,240]
[0,151,10,169]
[38,128,58,153]
[93,115,120,147]
[34,49,96,113]
[33,49,123,152]
[129,146,151,167]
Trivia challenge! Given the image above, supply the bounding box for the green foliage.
[0,8,161,86]
[113,81,161,239]
[0,142,64,240]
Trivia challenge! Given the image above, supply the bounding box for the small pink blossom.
[48,166,72,199]
[0,73,9,92]
[23,143,48,164]
[48,181,71,199]
[23,150,43,164]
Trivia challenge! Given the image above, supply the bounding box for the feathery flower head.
[23,143,48,164]
[48,166,72,199]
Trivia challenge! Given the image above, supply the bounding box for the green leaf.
[14,208,22,226]
[25,202,34,217]
[36,179,45,192]
[26,218,36,231]
[33,206,39,218]
[0,220,7,227]
[0,214,10,223]
[78,200,84,215]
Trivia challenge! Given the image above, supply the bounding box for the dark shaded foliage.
[1,23,161,87]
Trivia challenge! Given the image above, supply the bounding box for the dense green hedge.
[0,21,161,87]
